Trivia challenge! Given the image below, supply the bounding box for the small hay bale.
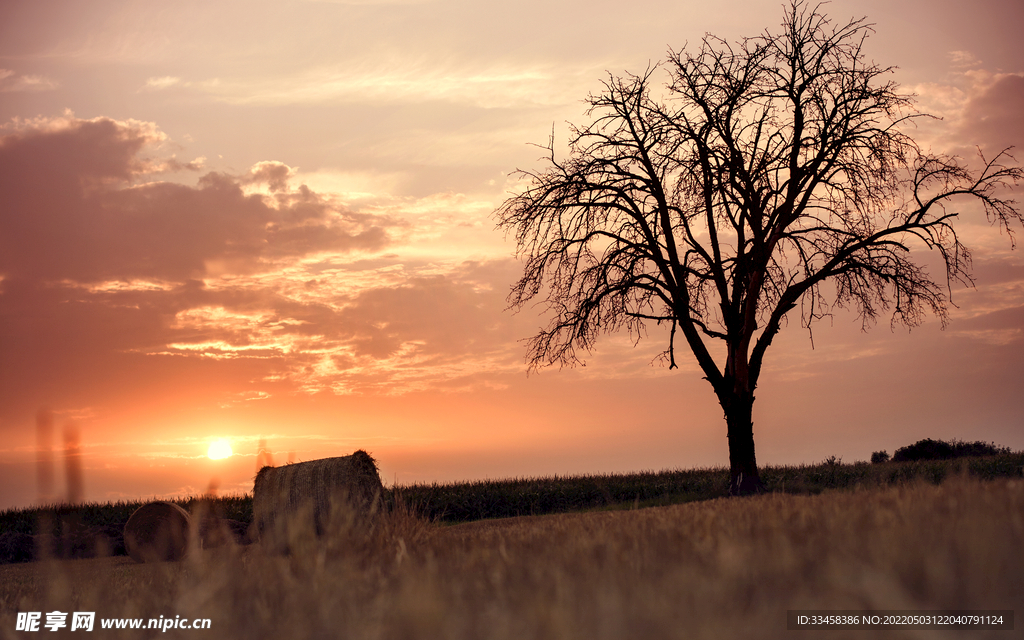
[0,531,35,564]
[252,450,384,546]
[123,501,191,563]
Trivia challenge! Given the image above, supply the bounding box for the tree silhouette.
[496,2,1022,494]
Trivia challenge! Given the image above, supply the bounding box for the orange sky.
[1,0,1022,510]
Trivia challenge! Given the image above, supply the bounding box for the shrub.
[892,438,1011,462]
[871,451,890,464]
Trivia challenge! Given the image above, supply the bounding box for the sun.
[207,439,233,460]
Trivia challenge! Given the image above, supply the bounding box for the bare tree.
[496,1,1022,495]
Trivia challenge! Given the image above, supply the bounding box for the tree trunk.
[721,391,765,496]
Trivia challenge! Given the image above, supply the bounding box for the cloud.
[908,56,1024,155]
[199,60,602,109]
[0,108,679,411]
[0,114,391,284]
[246,161,296,192]
[0,112,533,406]
[147,258,528,394]
[957,73,1024,152]
[144,76,182,90]
[947,51,982,71]
[0,69,59,92]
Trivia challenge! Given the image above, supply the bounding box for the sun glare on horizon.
[207,439,233,460]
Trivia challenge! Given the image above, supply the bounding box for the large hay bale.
[252,450,384,544]
[123,501,191,563]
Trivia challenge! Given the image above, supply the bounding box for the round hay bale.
[123,501,191,563]
[253,450,384,545]
[0,531,35,564]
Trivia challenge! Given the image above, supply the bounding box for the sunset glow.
[207,439,233,460]
[0,0,1021,509]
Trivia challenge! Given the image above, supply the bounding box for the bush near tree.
[891,438,1011,462]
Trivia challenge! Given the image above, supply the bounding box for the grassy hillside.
[1,475,1020,639]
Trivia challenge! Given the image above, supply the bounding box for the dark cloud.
[952,304,1024,332]
[970,256,1024,285]
[0,116,391,284]
[958,74,1024,152]
[246,161,294,193]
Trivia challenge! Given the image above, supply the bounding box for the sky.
[0,0,1022,510]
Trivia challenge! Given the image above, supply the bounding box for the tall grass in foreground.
[1,475,1021,639]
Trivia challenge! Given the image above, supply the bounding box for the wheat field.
[1,475,1021,639]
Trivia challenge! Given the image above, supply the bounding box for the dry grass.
[1,475,1021,639]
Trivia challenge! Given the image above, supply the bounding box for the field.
[1,467,1021,639]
